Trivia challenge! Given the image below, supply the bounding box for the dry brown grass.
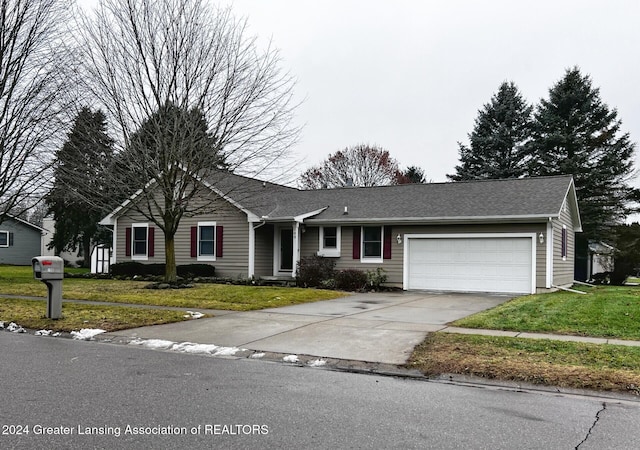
[407,333,640,395]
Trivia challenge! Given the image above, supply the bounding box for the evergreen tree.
[396,166,427,184]
[46,108,115,266]
[449,81,533,181]
[528,67,637,242]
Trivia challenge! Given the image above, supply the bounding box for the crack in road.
[575,402,606,449]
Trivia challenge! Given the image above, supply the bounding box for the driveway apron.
[105,292,513,365]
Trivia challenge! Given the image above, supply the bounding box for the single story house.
[0,215,45,265]
[100,172,581,294]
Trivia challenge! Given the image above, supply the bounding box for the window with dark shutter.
[0,231,8,247]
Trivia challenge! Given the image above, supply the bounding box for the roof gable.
[1,215,45,232]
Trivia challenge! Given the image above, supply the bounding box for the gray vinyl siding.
[300,223,547,289]
[254,224,274,277]
[115,195,251,278]
[552,200,576,286]
[0,218,42,265]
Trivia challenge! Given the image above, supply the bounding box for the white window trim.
[318,226,341,257]
[197,221,217,262]
[0,230,8,248]
[361,225,383,264]
[131,223,149,261]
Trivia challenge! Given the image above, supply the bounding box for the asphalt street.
[2,332,639,449]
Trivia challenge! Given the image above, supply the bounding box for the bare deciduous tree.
[78,0,300,281]
[0,0,72,223]
[299,144,401,189]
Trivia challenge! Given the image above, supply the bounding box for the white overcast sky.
[79,1,640,188]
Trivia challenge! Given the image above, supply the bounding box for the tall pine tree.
[46,108,114,266]
[528,67,636,241]
[449,81,533,181]
[528,67,637,279]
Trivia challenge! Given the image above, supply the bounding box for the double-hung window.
[0,231,8,247]
[131,224,149,260]
[318,226,341,257]
[198,222,216,261]
[362,226,383,262]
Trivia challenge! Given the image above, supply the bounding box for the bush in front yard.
[335,269,368,291]
[366,267,387,290]
[177,264,215,278]
[110,262,148,277]
[110,262,214,278]
[296,255,336,288]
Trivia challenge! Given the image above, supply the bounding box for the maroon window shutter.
[125,227,131,256]
[190,226,197,257]
[383,226,392,259]
[148,227,155,257]
[216,226,224,257]
[561,228,567,258]
[352,227,361,259]
[8,232,13,246]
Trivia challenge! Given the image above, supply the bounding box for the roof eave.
[304,214,556,225]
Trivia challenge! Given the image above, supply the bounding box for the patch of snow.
[250,353,265,359]
[130,338,175,349]
[184,311,205,319]
[7,322,25,333]
[0,321,4,329]
[308,359,327,367]
[35,330,53,336]
[283,354,299,363]
[70,328,106,340]
[172,342,242,356]
[129,338,243,357]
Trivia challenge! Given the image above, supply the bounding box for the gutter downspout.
[546,218,553,288]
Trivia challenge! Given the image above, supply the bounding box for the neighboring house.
[41,216,115,271]
[41,216,82,265]
[0,215,45,265]
[100,172,581,295]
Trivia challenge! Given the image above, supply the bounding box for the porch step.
[259,276,296,287]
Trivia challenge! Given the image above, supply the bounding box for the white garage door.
[406,236,534,294]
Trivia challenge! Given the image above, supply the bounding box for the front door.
[279,228,294,272]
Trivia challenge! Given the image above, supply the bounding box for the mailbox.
[32,256,64,319]
[32,256,64,280]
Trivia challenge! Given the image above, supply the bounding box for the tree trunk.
[165,233,177,283]
[82,237,91,268]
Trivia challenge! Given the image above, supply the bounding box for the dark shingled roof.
[209,173,576,224]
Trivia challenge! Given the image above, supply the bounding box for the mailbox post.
[32,256,64,319]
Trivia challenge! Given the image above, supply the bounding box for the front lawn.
[0,297,193,332]
[451,285,640,340]
[0,266,346,310]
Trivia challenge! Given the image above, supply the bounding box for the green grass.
[452,285,640,340]
[0,265,345,310]
[0,297,193,332]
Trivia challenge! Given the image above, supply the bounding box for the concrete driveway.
[105,291,513,364]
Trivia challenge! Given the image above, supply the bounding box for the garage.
[404,234,535,294]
